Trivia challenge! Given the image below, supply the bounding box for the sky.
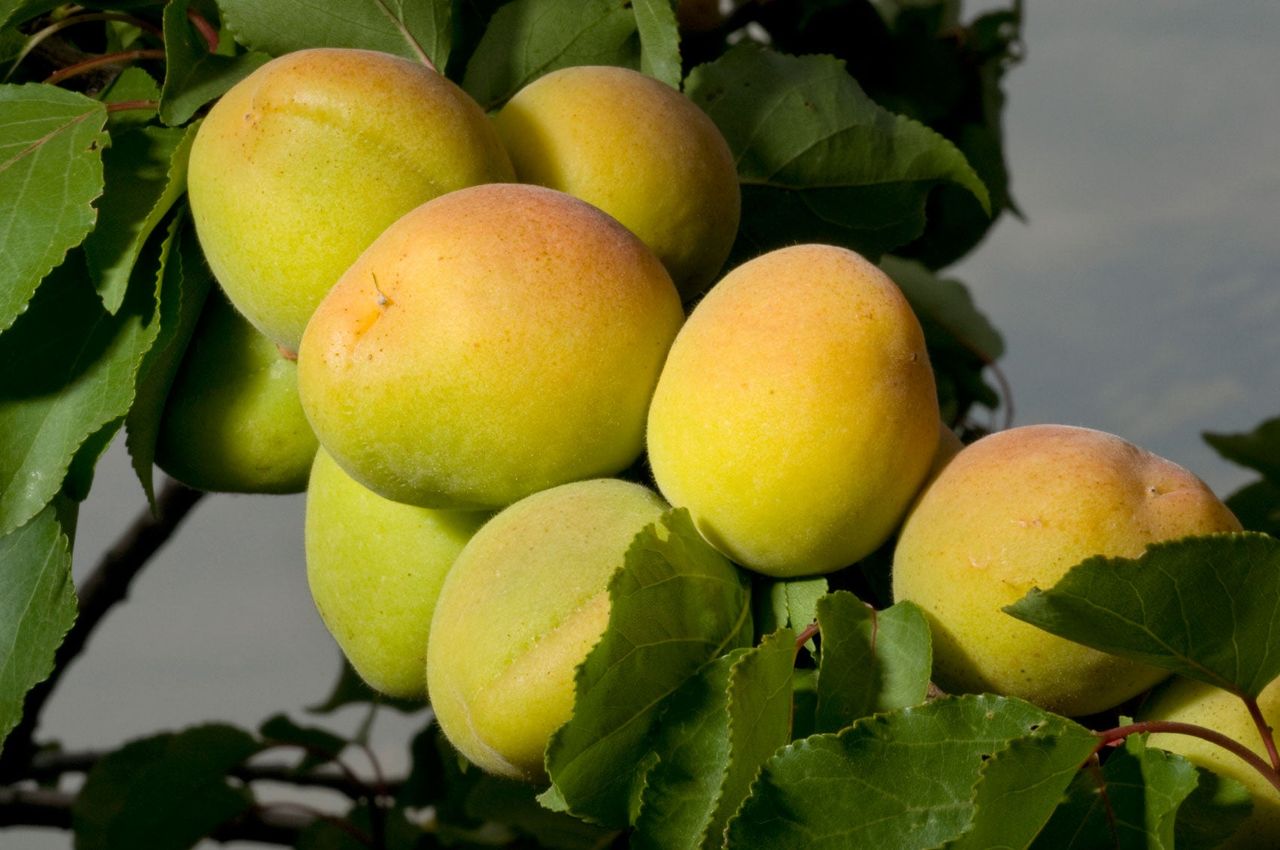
[8,1,1280,847]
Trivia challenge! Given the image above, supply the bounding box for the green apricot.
[305,449,489,699]
[426,479,669,781]
[156,293,317,493]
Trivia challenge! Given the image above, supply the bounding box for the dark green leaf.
[633,0,680,89]
[544,508,753,827]
[124,214,213,507]
[814,593,931,732]
[73,724,263,850]
[948,732,1101,850]
[726,694,1094,849]
[216,0,451,68]
[0,236,165,536]
[64,416,122,502]
[307,655,426,716]
[260,713,348,774]
[83,124,194,312]
[633,629,794,850]
[462,0,639,110]
[1005,533,1280,699]
[1205,417,1280,484]
[0,502,76,753]
[1032,734,1251,850]
[1224,479,1280,537]
[881,255,1004,360]
[464,776,618,849]
[0,84,107,333]
[297,803,424,850]
[161,0,269,126]
[686,44,989,266]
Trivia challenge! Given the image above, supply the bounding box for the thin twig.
[186,8,219,53]
[0,478,204,781]
[106,99,158,113]
[44,48,164,85]
[4,11,162,82]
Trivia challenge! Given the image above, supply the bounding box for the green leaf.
[947,731,1101,850]
[161,0,269,126]
[633,630,794,850]
[0,235,166,536]
[755,575,827,639]
[544,508,753,827]
[1032,734,1251,850]
[685,44,990,266]
[125,214,213,507]
[83,124,195,312]
[633,0,680,89]
[880,255,1005,361]
[73,724,263,850]
[100,67,160,128]
[260,713,348,774]
[1005,533,1280,699]
[725,694,1095,849]
[0,502,76,753]
[463,776,618,849]
[217,0,451,68]
[461,0,640,110]
[814,593,931,732]
[1205,416,1280,484]
[1224,479,1280,537]
[0,84,107,333]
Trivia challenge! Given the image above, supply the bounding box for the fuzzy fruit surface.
[187,47,514,351]
[156,293,317,494]
[305,449,488,699]
[893,424,1243,716]
[646,244,939,577]
[494,65,740,300]
[298,183,684,510]
[426,479,669,781]
[1143,677,1280,850]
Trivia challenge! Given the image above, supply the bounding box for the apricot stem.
[1244,695,1280,772]
[1095,720,1280,795]
[186,8,220,53]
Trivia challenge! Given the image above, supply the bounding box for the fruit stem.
[794,622,820,655]
[186,8,219,53]
[44,48,164,85]
[1095,720,1280,795]
[1243,695,1280,772]
[106,99,159,113]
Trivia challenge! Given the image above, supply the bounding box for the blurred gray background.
[7,0,1280,846]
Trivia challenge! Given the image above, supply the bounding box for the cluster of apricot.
[162,46,1273,836]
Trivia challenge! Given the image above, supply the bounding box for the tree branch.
[0,787,313,844]
[0,478,205,781]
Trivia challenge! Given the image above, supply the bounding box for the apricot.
[425,479,669,781]
[892,424,1242,716]
[187,47,513,351]
[156,293,317,494]
[646,244,939,577]
[297,183,684,510]
[305,448,487,699]
[493,65,740,299]
[1143,677,1280,849]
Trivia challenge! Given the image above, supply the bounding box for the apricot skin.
[297,184,684,510]
[892,424,1242,716]
[187,48,513,351]
[646,244,940,577]
[305,449,487,699]
[425,479,669,782]
[156,293,317,494]
[493,65,740,299]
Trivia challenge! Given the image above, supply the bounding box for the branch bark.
[0,787,312,844]
[0,478,205,781]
